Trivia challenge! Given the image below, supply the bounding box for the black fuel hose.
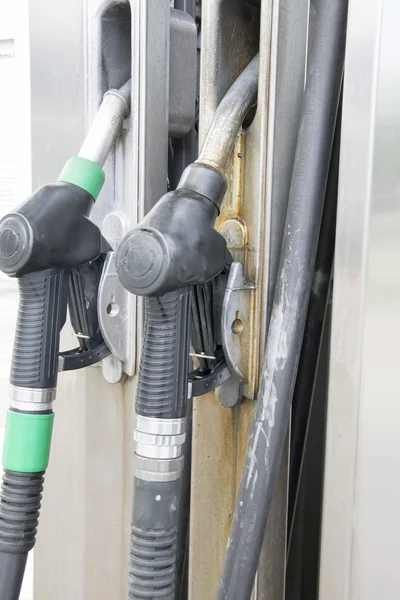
[129,289,191,600]
[216,0,348,597]
[287,102,341,546]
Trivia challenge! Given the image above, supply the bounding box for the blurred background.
[0,2,32,598]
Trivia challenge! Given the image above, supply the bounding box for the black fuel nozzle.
[117,162,229,600]
[0,78,131,600]
[116,162,228,297]
[119,53,260,600]
[0,174,104,600]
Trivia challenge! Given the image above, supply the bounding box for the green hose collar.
[58,156,105,200]
[2,410,54,473]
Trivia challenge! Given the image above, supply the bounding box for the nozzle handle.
[0,268,69,599]
[10,268,69,390]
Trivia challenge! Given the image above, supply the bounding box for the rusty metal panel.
[189,0,262,595]
[189,0,309,598]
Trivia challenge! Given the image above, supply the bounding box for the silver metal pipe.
[78,79,131,167]
[197,55,259,172]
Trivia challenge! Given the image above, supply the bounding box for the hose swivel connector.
[134,415,186,482]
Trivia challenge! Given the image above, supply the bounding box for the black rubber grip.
[10,268,69,388]
[129,478,180,600]
[0,470,44,554]
[136,289,191,419]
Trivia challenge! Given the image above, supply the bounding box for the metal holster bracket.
[221,262,256,394]
[98,251,135,377]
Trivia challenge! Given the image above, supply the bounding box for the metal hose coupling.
[133,415,186,482]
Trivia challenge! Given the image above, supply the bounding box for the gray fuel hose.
[129,289,191,600]
[216,0,348,597]
[287,102,342,546]
[198,54,259,172]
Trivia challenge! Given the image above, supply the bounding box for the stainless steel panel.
[319,0,400,598]
[87,0,171,379]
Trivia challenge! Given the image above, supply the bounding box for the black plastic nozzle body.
[0,181,104,389]
[117,163,228,297]
[0,182,102,278]
[117,162,227,598]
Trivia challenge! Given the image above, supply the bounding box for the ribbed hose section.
[129,478,180,600]
[0,470,44,598]
[136,289,191,419]
[129,526,177,599]
[0,470,44,554]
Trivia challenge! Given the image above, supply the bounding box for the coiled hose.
[216,0,348,597]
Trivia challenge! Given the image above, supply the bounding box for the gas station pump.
[0,0,352,598]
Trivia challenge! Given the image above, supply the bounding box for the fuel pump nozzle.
[0,80,131,600]
[116,55,259,600]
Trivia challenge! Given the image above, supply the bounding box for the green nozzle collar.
[58,156,105,200]
[2,410,54,473]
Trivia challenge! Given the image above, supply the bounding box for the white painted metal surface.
[0,2,31,424]
[320,0,400,598]
[0,34,18,420]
